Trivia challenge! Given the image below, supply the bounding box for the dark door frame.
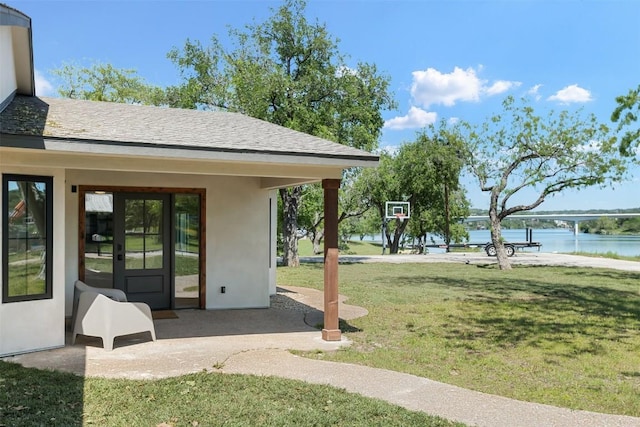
[78,185,206,309]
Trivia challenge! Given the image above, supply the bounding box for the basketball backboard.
[385,201,410,220]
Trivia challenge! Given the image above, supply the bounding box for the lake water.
[359,228,640,257]
[467,229,640,257]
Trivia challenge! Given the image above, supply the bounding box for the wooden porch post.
[322,178,341,341]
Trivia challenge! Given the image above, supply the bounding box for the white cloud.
[485,80,521,96]
[35,69,54,96]
[547,84,593,103]
[384,106,437,130]
[410,66,521,108]
[376,145,401,156]
[448,117,460,125]
[527,84,543,101]
[385,66,521,132]
[411,67,483,108]
[576,139,604,153]
[336,65,357,77]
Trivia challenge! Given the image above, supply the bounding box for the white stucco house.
[0,4,378,356]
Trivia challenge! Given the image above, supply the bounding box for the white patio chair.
[71,291,156,351]
[71,280,128,329]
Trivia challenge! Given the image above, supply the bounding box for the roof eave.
[0,4,35,97]
[0,133,380,169]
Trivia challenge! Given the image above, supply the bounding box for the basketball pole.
[381,218,388,255]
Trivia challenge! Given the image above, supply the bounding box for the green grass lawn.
[0,362,461,427]
[278,262,640,417]
[297,238,384,256]
[341,239,387,255]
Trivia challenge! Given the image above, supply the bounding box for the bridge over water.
[465,213,640,234]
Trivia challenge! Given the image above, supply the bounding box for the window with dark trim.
[2,174,53,302]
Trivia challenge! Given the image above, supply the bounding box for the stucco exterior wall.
[207,176,271,309]
[0,165,66,356]
[268,189,277,296]
[64,169,272,314]
[0,26,17,104]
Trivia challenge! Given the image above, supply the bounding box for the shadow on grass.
[0,361,84,426]
[311,318,363,334]
[563,268,640,282]
[397,266,640,354]
[273,286,363,334]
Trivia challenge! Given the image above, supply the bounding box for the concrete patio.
[5,285,364,379]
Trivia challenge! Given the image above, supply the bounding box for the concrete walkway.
[5,254,640,426]
[222,349,640,427]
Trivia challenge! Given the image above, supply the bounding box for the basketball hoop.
[385,201,410,221]
[382,201,410,255]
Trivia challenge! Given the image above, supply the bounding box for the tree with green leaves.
[339,207,380,244]
[611,84,639,157]
[354,124,470,255]
[166,0,395,266]
[355,153,406,254]
[296,184,325,254]
[51,62,165,105]
[297,175,372,255]
[462,96,627,270]
[397,124,470,252]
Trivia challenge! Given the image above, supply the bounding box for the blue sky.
[13,0,640,211]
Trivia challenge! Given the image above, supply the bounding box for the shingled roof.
[0,96,379,164]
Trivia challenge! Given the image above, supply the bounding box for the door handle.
[117,254,123,261]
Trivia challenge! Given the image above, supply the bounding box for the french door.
[113,193,171,310]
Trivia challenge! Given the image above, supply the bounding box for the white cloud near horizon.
[547,84,593,103]
[384,106,437,130]
[35,69,54,96]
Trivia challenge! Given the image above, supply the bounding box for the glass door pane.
[113,193,171,310]
[174,194,200,309]
[124,199,164,270]
[84,192,114,288]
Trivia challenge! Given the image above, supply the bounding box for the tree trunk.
[444,182,450,252]
[389,233,400,254]
[280,186,303,267]
[489,209,512,270]
[387,218,410,254]
[312,230,324,255]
